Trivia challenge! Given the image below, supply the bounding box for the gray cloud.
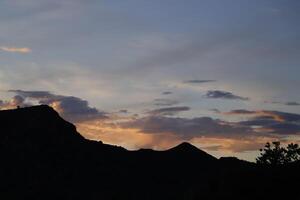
[266,123,300,135]
[203,145,223,151]
[224,109,256,115]
[122,108,300,141]
[223,109,300,123]
[285,102,300,106]
[239,118,277,127]
[121,116,251,139]
[259,110,300,122]
[184,79,216,84]
[11,95,26,106]
[206,90,249,101]
[8,90,107,122]
[0,95,31,109]
[128,22,267,72]
[148,106,190,116]
[234,110,300,135]
[119,109,128,114]
[153,98,179,106]
[265,101,300,106]
[239,119,300,135]
[162,91,172,95]
[8,90,54,99]
[210,108,221,113]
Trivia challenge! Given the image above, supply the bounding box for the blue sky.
[1,0,300,161]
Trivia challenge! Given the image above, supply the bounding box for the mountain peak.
[168,142,202,153]
[0,105,85,146]
[0,104,58,116]
[166,142,217,162]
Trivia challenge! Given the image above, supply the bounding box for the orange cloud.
[74,116,279,154]
[0,46,31,53]
[191,137,275,153]
[223,109,290,122]
[0,95,29,110]
[76,118,182,150]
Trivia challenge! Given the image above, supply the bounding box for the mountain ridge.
[0,105,215,156]
[0,105,299,199]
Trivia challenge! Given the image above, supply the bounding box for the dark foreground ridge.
[0,105,299,199]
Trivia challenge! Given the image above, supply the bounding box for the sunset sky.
[1,0,300,161]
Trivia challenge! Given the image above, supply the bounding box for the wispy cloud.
[205,90,249,101]
[223,109,257,115]
[0,46,31,53]
[264,101,300,106]
[0,95,31,109]
[221,109,300,135]
[223,109,300,123]
[7,90,107,122]
[184,79,216,84]
[285,102,300,106]
[121,115,251,139]
[161,91,172,95]
[153,98,179,106]
[148,106,190,116]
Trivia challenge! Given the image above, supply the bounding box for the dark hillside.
[0,105,299,199]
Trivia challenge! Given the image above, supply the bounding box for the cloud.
[222,109,300,123]
[10,95,26,106]
[78,117,276,154]
[205,90,249,101]
[128,23,265,71]
[223,108,300,121]
[8,90,54,99]
[209,108,221,113]
[120,108,300,145]
[162,91,172,95]
[148,106,190,116]
[223,109,257,115]
[0,46,31,53]
[184,79,216,84]
[2,90,299,154]
[116,109,300,153]
[264,101,300,106]
[261,111,300,122]
[285,102,300,106]
[266,123,300,135]
[119,109,128,114]
[7,90,107,122]
[121,115,251,139]
[153,98,179,106]
[227,110,300,135]
[201,139,267,153]
[239,118,300,135]
[0,95,31,109]
[77,111,291,154]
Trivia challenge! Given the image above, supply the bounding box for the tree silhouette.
[286,143,300,162]
[256,142,300,165]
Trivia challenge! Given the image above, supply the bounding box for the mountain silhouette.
[0,105,299,199]
[168,142,207,153]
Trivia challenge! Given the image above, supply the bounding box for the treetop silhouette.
[256,141,300,165]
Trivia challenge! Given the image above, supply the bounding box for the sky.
[0,0,300,161]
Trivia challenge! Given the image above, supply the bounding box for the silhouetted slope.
[167,142,216,160]
[0,105,299,199]
[168,142,203,152]
[0,105,83,147]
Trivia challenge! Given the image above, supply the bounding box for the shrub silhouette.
[256,141,300,165]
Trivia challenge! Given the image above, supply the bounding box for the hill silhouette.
[0,105,299,199]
